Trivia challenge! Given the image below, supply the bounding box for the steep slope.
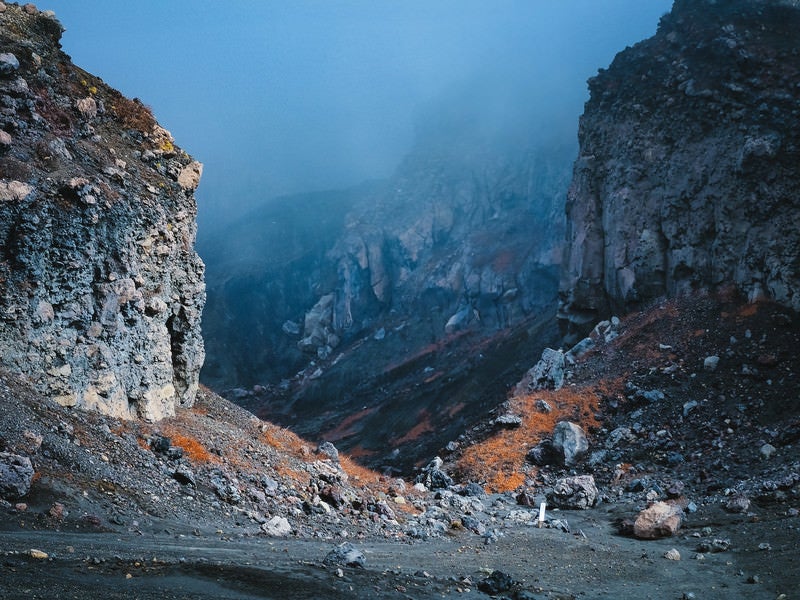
[559,0,800,342]
[202,97,575,471]
[0,4,205,420]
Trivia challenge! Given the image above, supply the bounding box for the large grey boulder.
[524,348,566,391]
[0,452,35,499]
[552,421,589,466]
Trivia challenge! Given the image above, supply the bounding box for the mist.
[42,0,672,234]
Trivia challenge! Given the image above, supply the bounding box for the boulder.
[262,516,292,537]
[548,475,598,509]
[526,439,557,466]
[0,452,34,499]
[415,456,453,490]
[552,421,589,466]
[323,542,365,568]
[525,348,566,390]
[633,501,683,539]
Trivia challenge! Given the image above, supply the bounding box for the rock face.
[201,91,574,468]
[559,0,800,341]
[0,5,205,420]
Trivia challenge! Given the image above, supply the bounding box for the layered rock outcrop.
[0,4,205,420]
[559,0,800,341]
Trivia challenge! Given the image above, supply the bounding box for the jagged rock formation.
[0,4,205,420]
[202,96,575,468]
[559,0,800,341]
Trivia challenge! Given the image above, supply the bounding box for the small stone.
[535,398,552,413]
[49,502,65,520]
[703,356,720,371]
[664,548,681,560]
[477,570,515,595]
[0,130,11,147]
[261,516,291,537]
[0,52,19,75]
[172,464,196,487]
[30,549,48,559]
[759,443,776,459]
[724,494,750,514]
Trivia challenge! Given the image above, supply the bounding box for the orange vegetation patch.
[274,462,307,484]
[736,302,759,318]
[391,411,434,445]
[455,379,622,493]
[321,406,378,442]
[340,455,381,486]
[260,423,307,457]
[159,425,218,464]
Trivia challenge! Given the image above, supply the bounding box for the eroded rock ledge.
[0,3,205,420]
[559,0,800,341]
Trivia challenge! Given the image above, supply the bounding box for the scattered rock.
[526,439,557,466]
[526,348,566,390]
[0,52,19,75]
[664,548,681,561]
[633,502,683,539]
[724,494,750,514]
[703,356,720,372]
[317,441,339,463]
[548,475,598,509]
[759,443,777,459]
[494,414,522,428]
[48,502,65,520]
[415,457,453,490]
[323,542,365,568]
[173,464,196,487]
[0,452,35,499]
[477,570,516,595]
[262,516,292,537]
[697,538,731,553]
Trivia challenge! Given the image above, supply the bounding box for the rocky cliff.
[0,3,205,420]
[559,0,800,342]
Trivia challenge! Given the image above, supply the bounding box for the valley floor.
[1,500,797,599]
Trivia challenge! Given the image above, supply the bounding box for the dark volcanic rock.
[0,5,205,420]
[559,0,800,341]
[0,452,34,499]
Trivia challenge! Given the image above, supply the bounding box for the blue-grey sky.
[42,1,672,231]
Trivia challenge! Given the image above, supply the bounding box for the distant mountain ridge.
[201,101,575,469]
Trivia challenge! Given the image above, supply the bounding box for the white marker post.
[538,501,546,528]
